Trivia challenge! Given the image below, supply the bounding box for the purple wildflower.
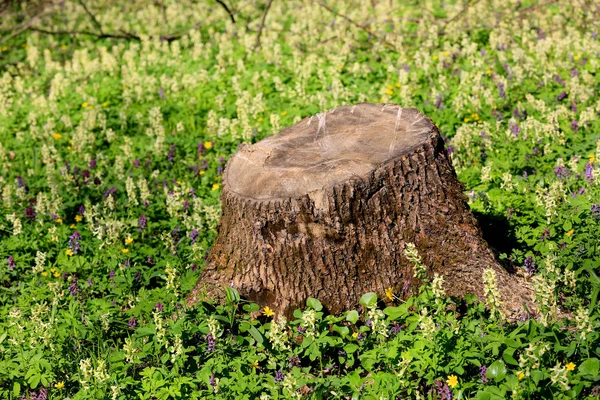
[209,374,216,387]
[591,204,600,219]
[190,229,199,244]
[217,165,223,175]
[89,158,97,169]
[540,227,550,241]
[432,379,453,400]
[69,274,78,296]
[16,176,26,189]
[25,207,36,221]
[133,159,140,168]
[109,270,115,282]
[138,214,147,232]
[480,366,490,383]
[571,68,579,78]
[69,231,81,254]
[128,316,137,329]
[8,256,15,270]
[288,356,300,369]
[585,162,594,180]
[158,87,166,100]
[168,144,176,163]
[554,166,569,179]
[38,388,47,400]
[274,370,285,383]
[591,386,599,396]
[513,108,524,119]
[554,74,566,86]
[134,270,141,281]
[497,82,505,99]
[511,123,520,136]
[103,186,117,200]
[557,91,567,101]
[435,93,443,109]
[390,323,402,335]
[154,302,164,312]
[205,334,216,353]
[87,278,93,287]
[571,120,579,131]
[524,256,536,275]
[297,326,307,334]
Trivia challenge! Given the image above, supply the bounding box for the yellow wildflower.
[75,215,82,222]
[67,146,72,151]
[102,102,109,107]
[81,102,88,108]
[464,117,471,123]
[433,54,439,61]
[42,271,48,276]
[471,113,479,121]
[258,117,263,122]
[125,237,133,245]
[250,360,259,369]
[204,141,213,150]
[60,45,67,50]
[212,183,220,192]
[486,69,492,75]
[53,272,60,278]
[352,332,358,339]
[50,268,56,273]
[446,375,458,389]
[385,287,394,301]
[589,154,595,163]
[262,306,275,317]
[518,371,525,380]
[281,111,287,116]
[66,249,74,256]
[55,381,65,389]
[1,46,7,51]
[121,248,129,254]
[69,224,76,229]
[395,82,401,88]
[566,362,576,371]
[53,133,62,140]
[200,170,205,175]
[385,89,393,95]
[566,229,574,237]
[56,218,63,224]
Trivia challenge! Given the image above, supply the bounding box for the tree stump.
[187,103,533,318]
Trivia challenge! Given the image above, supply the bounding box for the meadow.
[0,0,599,398]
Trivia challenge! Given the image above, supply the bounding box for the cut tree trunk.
[187,103,533,318]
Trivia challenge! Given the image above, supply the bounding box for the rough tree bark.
[186,103,533,318]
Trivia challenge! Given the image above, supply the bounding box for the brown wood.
[186,103,533,318]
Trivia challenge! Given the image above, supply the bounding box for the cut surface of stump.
[187,103,533,318]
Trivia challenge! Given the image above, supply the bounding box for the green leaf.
[579,358,599,378]
[242,303,260,313]
[359,292,377,308]
[247,326,264,347]
[346,310,359,324]
[502,348,518,366]
[225,287,240,303]
[306,297,323,311]
[13,382,20,398]
[486,360,507,382]
[344,343,359,354]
